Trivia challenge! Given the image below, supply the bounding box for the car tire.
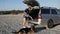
[47,19,54,29]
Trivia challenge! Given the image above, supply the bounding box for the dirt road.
[0,14,60,34]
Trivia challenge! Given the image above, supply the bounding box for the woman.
[23,0,40,28]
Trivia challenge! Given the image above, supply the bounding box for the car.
[29,7,60,29]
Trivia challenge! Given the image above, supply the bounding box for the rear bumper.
[29,19,48,25]
[38,19,48,25]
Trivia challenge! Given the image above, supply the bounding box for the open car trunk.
[28,9,40,25]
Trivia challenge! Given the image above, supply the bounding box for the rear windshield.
[41,9,50,14]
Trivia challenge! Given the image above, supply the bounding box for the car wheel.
[47,20,54,28]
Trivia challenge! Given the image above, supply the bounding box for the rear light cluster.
[38,14,42,19]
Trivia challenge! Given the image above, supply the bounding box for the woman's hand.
[28,6,33,10]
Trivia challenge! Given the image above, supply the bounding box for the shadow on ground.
[34,23,60,33]
[53,23,60,28]
[34,27,46,33]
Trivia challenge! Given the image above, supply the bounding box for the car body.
[29,7,60,28]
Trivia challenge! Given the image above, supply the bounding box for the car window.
[51,9,57,14]
[41,9,50,14]
[56,9,60,14]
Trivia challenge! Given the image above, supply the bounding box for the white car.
[29,7,60,28]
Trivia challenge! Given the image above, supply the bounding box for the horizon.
[0,0,60,11]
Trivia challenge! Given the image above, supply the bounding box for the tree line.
[0,10,23,15]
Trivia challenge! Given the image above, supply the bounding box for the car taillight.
[38,14,42,19]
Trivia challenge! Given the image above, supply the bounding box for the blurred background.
[0,0,60,15]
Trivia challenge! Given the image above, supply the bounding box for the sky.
[0,0,60,11]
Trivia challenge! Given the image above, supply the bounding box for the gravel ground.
[0,14,60,34]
